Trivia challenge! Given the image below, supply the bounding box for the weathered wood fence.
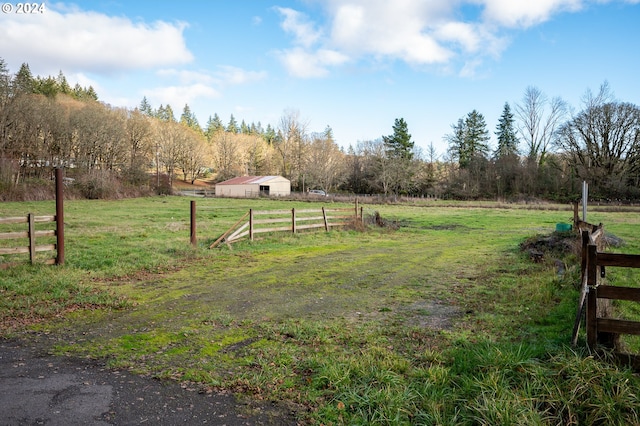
[0,168,65,268]
[0,214,59,268]
[585,239,640,348]
[209,203,361,249]
[573,220,640,365]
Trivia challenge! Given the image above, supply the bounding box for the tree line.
[1,57,639,202]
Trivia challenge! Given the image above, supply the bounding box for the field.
[2,196,640,424]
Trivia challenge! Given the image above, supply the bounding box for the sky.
[1,0,639,157]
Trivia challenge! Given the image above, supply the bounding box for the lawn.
[1,196,640,424]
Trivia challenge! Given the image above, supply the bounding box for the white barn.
[215,176,291,197]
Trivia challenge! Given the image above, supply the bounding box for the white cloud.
[275,0,462,77]
[435,22,483,53]
[480,0,583,28]
[157,66,266,89]
[329,1,454,63]
[147,65,266,112]
[276,7,322,48]
[277,47,349,78]
[275,0,626,78]
[157,69,215,85]
[145,83,220,110]
[0,3,193,76]
[214,66,268,86]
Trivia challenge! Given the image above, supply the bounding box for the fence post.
[28,213,35,264]
[355,199,359,220]
[322,207,329,231]
[55,168,65,265]
[571,230,593,346]
[292,208,297,234]
[190,200,197,247]
[249,209,254,241]
[586,244,598,349]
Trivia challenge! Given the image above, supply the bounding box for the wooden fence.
[585,241,640,349]
[0,214,59,268]
[0,168,65,269]
[573,223,640,365]
[209,204,360,248]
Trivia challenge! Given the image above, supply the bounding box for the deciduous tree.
[555,83,640,197]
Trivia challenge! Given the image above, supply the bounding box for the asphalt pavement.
[0,339,299,425]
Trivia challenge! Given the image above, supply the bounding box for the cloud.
[276,7,322,48]
[146,65,266,112]
[480,0,583,28]
[276,47,349,78]
[145,83,220,110]
[329,1,454,63]
[213,66,268,86]
[274,0,468,77]
[275,0,626,78]
[157,69,215,85]
[0,3,193,76]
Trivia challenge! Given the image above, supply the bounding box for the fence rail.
[0,213,58,268]
[209,203,360,248]
[585,243,640,351]
[570,217,640,369]
[0,168,65,269]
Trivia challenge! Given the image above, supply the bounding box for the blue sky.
[1,0,639,157]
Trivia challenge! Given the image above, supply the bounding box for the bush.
[74,170,121,199]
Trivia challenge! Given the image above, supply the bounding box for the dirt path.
[0,338,299,425]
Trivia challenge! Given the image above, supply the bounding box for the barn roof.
[216,176,285,185]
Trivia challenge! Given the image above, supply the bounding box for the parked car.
[308,189,327,196]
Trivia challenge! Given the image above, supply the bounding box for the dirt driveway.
[0,339,299,425]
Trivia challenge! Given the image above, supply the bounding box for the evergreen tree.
[263,124,277,144]
[240,119,249,134]
[180,103,201,132]
[446,111,490,168]
[204,113,225,139]
[248,121,264,135]
[324,125,334,141]
[72,83,84,99]
[34,75,58,97]
[446,118,467,166]
[493,102,519,159]
[463,110,490,162]
[13,63,35,94]
[382,118,414,160]
[85,85,98,100]
[157,104,175,122]
[139,96,154,116]
[56,70,71,95]
[227,114,239,133]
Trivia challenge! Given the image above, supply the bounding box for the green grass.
[2,196,640,424]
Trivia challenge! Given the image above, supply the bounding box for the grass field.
[2,196,640,424]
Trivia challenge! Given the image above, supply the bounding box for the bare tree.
[237,133,273,176]
[275,109,308,188]
[515,86,567,167]
[555,82,640,196]
[155,120,188,188]
[211,130,243,181]
[305,127,345,193]
[124,108,153,183]
[178,127,208,184]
